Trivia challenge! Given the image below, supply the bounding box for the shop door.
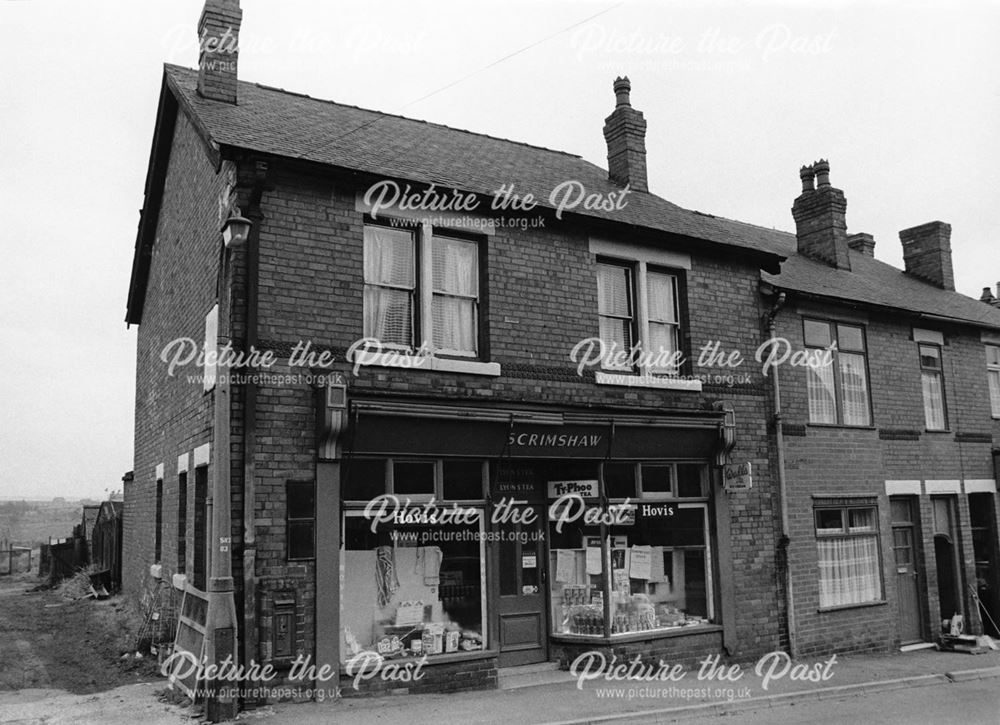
[495,505,548,667]
[891,497,925,644]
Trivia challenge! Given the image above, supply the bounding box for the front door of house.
[891,497,925,643]
[495,504,548,667]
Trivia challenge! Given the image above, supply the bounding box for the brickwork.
[125,111,234,604]
[772,300,1000,655]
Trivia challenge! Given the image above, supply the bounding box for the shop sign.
[637,502,676,519]
[724,461,752,491]
[509,424,608,457]
[547,479,598,498]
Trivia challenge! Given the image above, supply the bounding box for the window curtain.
[817,535,881,607]
[432,237,477,353]
[597,265,632,356]
[838,352,870,425]
[989,369,1000,417]
[922,372,945,429]
[363,227,414,346]
[807,360,837,424]
[646,273,678,372]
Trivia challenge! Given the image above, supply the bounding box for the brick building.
[762,162,1000,655]
[122,0,999,714]
[123,0,795,709]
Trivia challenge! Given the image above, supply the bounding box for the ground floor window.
[548,462,715,637]
[340,511,487,661]
[814,503,882,608]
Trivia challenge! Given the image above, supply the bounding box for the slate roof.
[128,64,999,331]
[162,64,789,260]
[763,235,1000,329]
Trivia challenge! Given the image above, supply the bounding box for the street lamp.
[221,208,252,249]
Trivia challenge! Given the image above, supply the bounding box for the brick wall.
[125,111,234,605]
[773,301,1000,653]
[240,162,784,673]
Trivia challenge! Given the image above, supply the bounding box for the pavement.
[1,647,997,724]
[239,647,1000,725]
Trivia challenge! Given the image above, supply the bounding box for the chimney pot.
[814,159,831,188]
[603,77,647,192]
[613,76,632,107]
[799,165,815,193]
[899,221,954,291]
[982,287,996,303]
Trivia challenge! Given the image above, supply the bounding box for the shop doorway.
[495,504,548,667]
[890,497,925,644]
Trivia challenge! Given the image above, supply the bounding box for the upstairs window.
[595,260,681,375]
[363,225,416,347]
[804,319,871,426]
[363,223,482,357]
[919,343,947,430]
[987,345,1000,418]
[596,262,634,369]
[432,236,479,356]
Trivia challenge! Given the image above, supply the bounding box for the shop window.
[548,462,713,638]
[919,344,947,430]
[814,504,882,608]
[342,458,486,503]
[803,319,871,426]
[343,459,386,502]
[340,512,487,662]
[392,460,435,498]
[286,480,315,561]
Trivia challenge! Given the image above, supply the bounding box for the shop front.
[322,398,738,694]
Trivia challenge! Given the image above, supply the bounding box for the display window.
[340,458,488,662]
[548,461,715,638]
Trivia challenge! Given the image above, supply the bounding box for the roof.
[763,236,1000,329]
[162,64,791,257]
[97,500,123,522]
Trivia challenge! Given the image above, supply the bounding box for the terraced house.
[762,162,1000,655]
[122,0,999,717]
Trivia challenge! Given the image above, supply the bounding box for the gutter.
[765,290,796,658]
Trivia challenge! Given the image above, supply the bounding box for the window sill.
[806,423,876,431]
[551,624,722,644]
[354,352,501,377]
[817,600,887,614]
[594,371,703,392]
[340,648,496,669]
[924,429,951,434]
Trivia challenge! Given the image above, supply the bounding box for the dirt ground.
[0,572,160,693]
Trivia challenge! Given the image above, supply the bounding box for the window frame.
[363,219,486,360]
[802,318,873,427]
[986,344,1000,419]
[286,479,316,562]
[813,503,884,610]
[595,256,685,377]
[343,457,488,505]
[918,342,948,431]
[362,223,419,350]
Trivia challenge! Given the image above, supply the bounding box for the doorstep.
[498,661,576,690]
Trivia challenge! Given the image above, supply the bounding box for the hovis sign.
[724,462,752,491]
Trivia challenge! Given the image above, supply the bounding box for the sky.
[0,0,997,500]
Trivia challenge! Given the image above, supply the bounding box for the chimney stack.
[847,232,876,257]
[602,77,648,193]
[899,221,954,290]
[791,160,851,270]
[197,0,242,104]
[981,283,1000,308]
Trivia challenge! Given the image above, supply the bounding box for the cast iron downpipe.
[766,291,797,658]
